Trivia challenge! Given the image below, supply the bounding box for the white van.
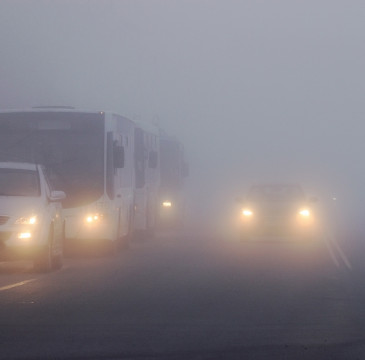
[0,162,65,271]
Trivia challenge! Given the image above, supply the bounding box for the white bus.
[0,108,135,252]
[133,122,160,238]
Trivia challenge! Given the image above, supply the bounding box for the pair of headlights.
[242,209,311,217]
[85,213,103,223]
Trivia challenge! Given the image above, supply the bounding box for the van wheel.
[53,224,65,269]
[33,228,53,272]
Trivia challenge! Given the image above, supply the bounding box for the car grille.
[0,216,10,225]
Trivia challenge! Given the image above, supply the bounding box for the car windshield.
[0,168,40,197]
[247,185,306,202]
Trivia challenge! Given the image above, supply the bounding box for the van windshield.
[0,169,40,197]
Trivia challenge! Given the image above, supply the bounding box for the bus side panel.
[133,127,147,232]
[145,132,160,233]
[107,114,135,240]
[113,115,134,239]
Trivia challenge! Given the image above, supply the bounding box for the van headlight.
[15,215,38,225]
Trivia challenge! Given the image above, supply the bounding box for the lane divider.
[0,279,36,292]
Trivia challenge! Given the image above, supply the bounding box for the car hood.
[0,196,44,217]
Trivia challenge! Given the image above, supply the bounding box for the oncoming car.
[0,162,66,271]
[237,183,320,241]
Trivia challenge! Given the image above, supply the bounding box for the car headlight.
[15,215,38,225]
[299,209,310,217]
[242,209,253,217]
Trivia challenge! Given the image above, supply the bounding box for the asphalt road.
[1,230,365,360]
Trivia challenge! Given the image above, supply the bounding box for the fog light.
[162,201,172,208]
[18,232,32,239]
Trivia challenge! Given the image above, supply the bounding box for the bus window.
[106,132,114,199]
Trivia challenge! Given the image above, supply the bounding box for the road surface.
[1,230,365,359]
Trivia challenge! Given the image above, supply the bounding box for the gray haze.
[0,0,364,234]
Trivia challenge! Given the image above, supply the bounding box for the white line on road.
[323,236,340,268]
[0,279,36,292]
[330,236,353,270]
[323,231,353,270]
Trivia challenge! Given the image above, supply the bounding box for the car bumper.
[0,228,44,260]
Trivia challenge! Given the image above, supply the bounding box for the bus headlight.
[85,213,104,223]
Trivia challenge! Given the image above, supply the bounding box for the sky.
[0,0,365,233]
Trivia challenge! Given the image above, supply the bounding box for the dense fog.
[0,0,364,237]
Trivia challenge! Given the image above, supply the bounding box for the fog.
[1,0,364,236]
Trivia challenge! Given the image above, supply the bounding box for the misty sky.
[1,0,365,230]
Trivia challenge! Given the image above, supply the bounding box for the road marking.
[323,231,353,270]
[0,279,36,292]
[331,236,353,270]
[323,236,340,268]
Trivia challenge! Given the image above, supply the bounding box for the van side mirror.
[113,145,125,168]
[49,190,66,202]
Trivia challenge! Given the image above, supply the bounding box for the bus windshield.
[0,112,104,208]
